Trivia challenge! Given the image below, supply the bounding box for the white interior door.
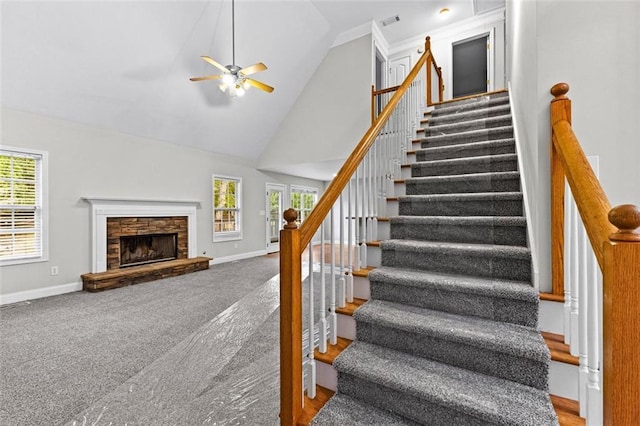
[389,55,411,87]
[266,183,286,253]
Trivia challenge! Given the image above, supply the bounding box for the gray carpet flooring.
[0,255,282,426]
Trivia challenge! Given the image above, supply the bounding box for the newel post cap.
[608,204,640,242]
[551,83,570,100]
[283,208,298,229]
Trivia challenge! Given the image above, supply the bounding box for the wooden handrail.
[550,82,640,425]
[372,85,400,96]
[299,40,432,249]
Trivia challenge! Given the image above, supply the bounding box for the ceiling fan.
[190,0,274,97]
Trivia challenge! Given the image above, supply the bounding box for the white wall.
[257,34,372,177]
[506,0,640,292]
[0,108,323,299]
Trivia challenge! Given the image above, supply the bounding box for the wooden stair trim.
[352,266,375,278]
[551,394,585,426]
[394,179,406,184]
[377,217,389,222]
[314,337,353,365]
[417,128,425,134]
[298,385,334,426]
[540,292,565,302]
[336,298,367,316]
[387,196,399,201]
[366,240,381,247]
[543,332,579,366]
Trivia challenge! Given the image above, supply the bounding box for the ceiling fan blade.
[189,75,222,82]
[200,56,229,73]
[239,62,267,76]
[245,78,274,93]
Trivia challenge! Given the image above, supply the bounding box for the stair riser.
[369,281,538,327]
[399,199,524,217]
[411,158,517,177]
[416,142,515,161]
[405,176,520,195]
[390,222,527,246]
[426,116,512,136]
[337,373,490,425]
[421,127,514,149]
[356,322,549,390]
[429,104,511,126]
[381,248,531,281]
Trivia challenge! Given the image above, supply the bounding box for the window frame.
[0,146,49,266]
[212,174,242,242]
[290,184,318,225]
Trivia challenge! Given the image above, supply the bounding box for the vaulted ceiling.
[1,1,503,165]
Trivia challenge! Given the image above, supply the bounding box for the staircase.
[312,91,559,425]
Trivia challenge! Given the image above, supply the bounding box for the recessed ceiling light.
[439,7,451,16]
[381,15,400,27]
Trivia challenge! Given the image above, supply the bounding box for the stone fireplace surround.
[82,197,200,273]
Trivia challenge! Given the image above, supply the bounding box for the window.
[290,185,318,225]
[0,147,48,265]
[212,175,242,241]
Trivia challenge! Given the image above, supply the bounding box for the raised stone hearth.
[81,257,211,292]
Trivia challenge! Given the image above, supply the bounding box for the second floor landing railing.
[550,82,640,425]
[279,36,443,426]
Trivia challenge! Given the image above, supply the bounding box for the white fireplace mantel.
[83,197,200,273]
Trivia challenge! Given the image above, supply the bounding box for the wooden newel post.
[603,204,640,426]
[550,82,571,297]
[280,208,302,425]
[425,36,432,106]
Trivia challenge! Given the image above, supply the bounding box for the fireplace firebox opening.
[119,233,178,268]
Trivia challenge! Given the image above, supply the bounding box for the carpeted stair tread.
[421,125,514,149]
[369,266,536,302]
[426,114,513,136]
[430,92,510,117]
[367,266,538,327]
[416,138,515,161]
[354,299,549,364]
[398,191,525,217]
[311,393,420,425]
[380,239,531,281]
[389,215,527,246]
[405,171,521,195]
[399,191,523,203]
[429,103,512,126]
[334,341,558,425]
[411,153,518,177]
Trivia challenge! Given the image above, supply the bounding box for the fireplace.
[119,233,178,268]
[106,216,188,270]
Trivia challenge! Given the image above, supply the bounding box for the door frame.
[265,183,287,253]
[449,28,495,96]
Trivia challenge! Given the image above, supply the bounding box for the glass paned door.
[266,184,286,253]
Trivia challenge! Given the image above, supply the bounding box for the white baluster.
[578,221,588,416]
[570,196,580,356]
[318,222,327,354]
[564,187,573,344]
[306,244,316,398]
[354,167,361,272]
[343,181,351,309]
[330,203,338,345]
[587,260,603,425]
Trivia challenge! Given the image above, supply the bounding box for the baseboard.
[209,250,268,266]
[0,281,82,306]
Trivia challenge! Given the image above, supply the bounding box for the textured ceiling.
[1,1,501,166]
